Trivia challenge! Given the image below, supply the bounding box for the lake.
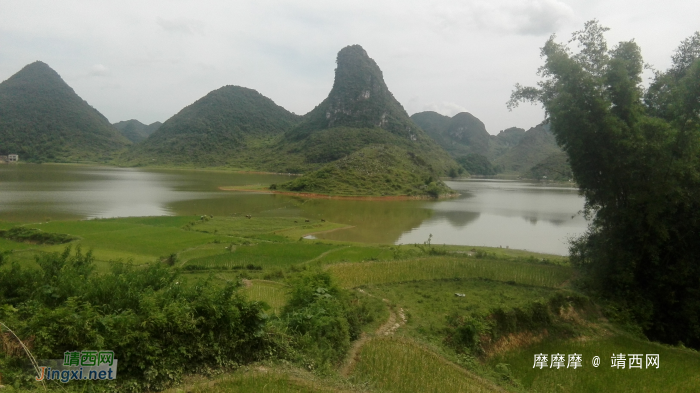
[0,164,587,255]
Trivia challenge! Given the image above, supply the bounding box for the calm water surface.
[0,165,587,255]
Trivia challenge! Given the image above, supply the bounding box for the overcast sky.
[1,0,698,134]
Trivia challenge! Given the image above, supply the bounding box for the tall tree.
[509,21,700,348]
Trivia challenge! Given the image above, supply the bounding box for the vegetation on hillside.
[113,119,162,143]
[510,21,700,349]
[127,86,300,166]
[492,124,561,173]
[523,151,573,181]
[0,61,130,162]
[456,154,499,176]
[277,45,458,175]
[278,145,455,197]
[411,110,563,177]
[410,111,491,157]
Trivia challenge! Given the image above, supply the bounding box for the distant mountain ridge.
[113,120,161,143]
[0,61,130,162]
[412,110,568,177]
[411,111,490,157]
[493,123,561,173]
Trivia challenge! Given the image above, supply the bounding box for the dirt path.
[339,293,406,377]
[303,246,350,265]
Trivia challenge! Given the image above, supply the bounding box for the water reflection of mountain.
[522,215,572,226]
[296,198,434,244]
[433,210,481,228]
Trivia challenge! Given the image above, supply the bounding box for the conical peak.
[3,61,71,94]
[15,61,60,80]
[331,45,388,100]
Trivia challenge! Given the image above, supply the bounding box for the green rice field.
[326,257,572,289]
[352,338,499,393]
[242,280,288,314]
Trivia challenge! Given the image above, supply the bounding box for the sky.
[1,0,698,134]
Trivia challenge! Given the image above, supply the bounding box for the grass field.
[13,216,222,264]
[367,278,561,340]
[490,335,700,392]
[0,216,348,270]
[186,242,340,269]
[188,216,348,239]
[352,337,500,393]
[179,372,340,393]
[326,257,572,289]
[312,245,395,264]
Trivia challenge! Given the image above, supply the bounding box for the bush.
[444,293,592,355]
[277,271,379,371]
[0,247,270,391]
[0,226,76,244]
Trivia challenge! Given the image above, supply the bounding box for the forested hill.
[273,45,458,175]
[493,123,562,174]
[411,110,565,177]
[278,144,454,197]
[127,86,300,166]
[410,111,491,156]
[0,61,131,162]
[113,119,162,143]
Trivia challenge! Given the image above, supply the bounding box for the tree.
[508,21,700,348]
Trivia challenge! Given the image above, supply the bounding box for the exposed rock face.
[281,45,456,174]
[288,45,427,142]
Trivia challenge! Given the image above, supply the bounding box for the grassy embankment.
[1,216,698,392]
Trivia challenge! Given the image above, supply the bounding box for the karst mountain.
[0,61,130,162]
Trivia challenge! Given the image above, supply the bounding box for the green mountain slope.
[113,119,161,143]
[488,127,526,159]
[494,124,561,173]
[411,111,493,158]
[410,111,491,157]
[274,45,457,174]
[523,151,573,181]
[278,145,454,197]
[0,61,130,162]
[128,86,300,166]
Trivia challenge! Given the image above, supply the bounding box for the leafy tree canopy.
[509,21,700,348]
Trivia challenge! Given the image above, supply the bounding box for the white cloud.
[431,0,575,36]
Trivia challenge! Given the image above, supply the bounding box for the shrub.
[0,226,76,244]
[0,247,270,391]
